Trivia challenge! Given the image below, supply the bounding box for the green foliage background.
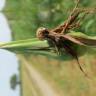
[4,0,96,40]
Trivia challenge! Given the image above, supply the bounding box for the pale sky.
[0,0,20,96]
[0,0,5,10]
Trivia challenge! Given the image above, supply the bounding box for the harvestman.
[36,0,96,77]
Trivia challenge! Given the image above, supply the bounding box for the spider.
[36,0,96,77]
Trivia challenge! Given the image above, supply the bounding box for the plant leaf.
[0,38,50,52]
[66,31,96,47]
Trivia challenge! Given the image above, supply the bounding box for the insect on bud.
[36,27,49,40]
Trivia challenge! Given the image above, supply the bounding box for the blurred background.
[4,0,96,40]
[1,0,96,96]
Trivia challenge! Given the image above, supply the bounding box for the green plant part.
[10,74,20,90]
[0,38,50,52]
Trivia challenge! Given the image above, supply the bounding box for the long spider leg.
[72,11,89,29]
[53,41,61,55]
[63,42,88,77]
[61,0,80,34]
[74,53,88,77]
[47,38,61,55]
[67,12,86,29]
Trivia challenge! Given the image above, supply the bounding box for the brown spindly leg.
[61,0,80,34]
[61,41,88,77]
[47,36,61,55]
